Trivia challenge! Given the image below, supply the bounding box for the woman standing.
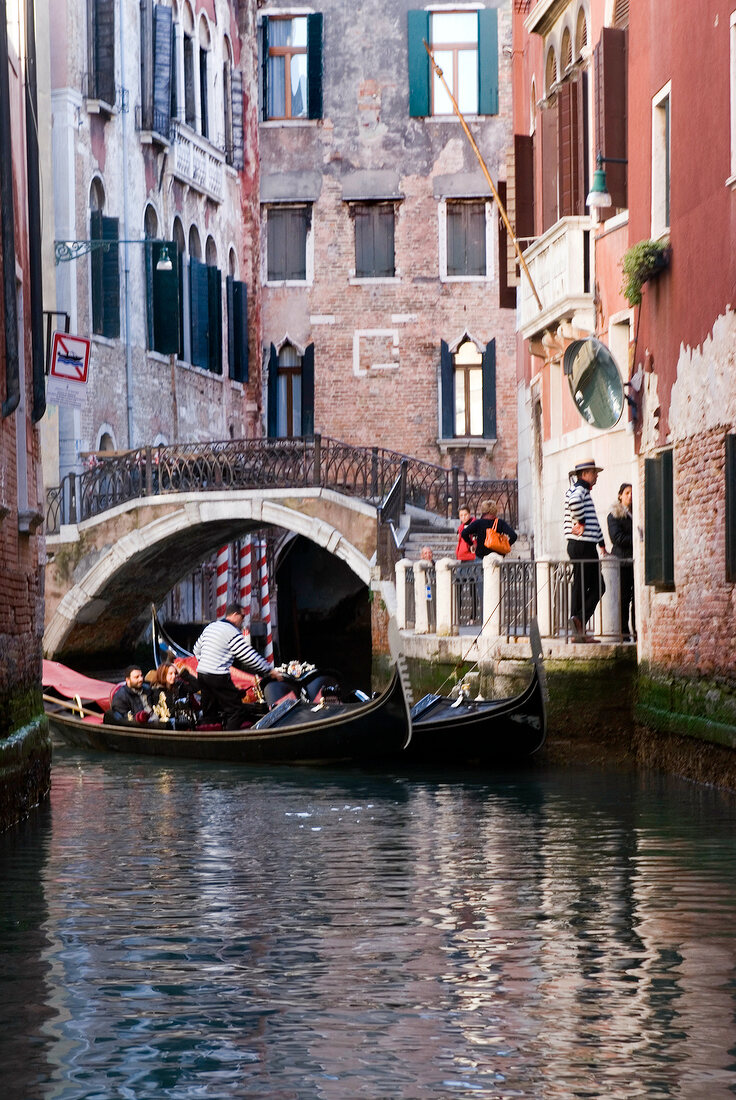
[607,483,635,641]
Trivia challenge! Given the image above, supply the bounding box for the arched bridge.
[44,436,517,659]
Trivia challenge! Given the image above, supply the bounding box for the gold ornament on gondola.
[152,691,171,723]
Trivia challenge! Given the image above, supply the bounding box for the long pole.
[422,40,543,312]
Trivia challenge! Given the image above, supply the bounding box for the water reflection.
[2,753,736,1097]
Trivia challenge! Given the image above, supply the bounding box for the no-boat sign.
[47,332,92,408]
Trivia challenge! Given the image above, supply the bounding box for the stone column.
[601,555,621,639]
[413,560,431,634]
[435,557,454,636]
[481,556,502,640]
[395,558,412,630]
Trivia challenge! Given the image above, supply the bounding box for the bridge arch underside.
[44,492,377,661]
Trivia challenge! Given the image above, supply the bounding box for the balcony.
[519,216,595,340]
[170,122,225,203]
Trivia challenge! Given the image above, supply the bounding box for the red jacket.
[456,519,477,561]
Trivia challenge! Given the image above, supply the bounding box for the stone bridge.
[43,436,516,659]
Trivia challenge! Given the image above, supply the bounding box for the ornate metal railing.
[44,435,518,537]
[452,562,482,628]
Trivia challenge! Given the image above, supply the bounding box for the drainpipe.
[119,0,134,445]
[25,0,45,422]
[0,0,20,419]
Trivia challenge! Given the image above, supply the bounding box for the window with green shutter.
[644,449,675,589]
[353,204,395,278]
[227,277,248,383]
[88,0,116,106]
[267,206,309,282]
[726,435,736,582]
[145,241,180,355]
[440,338,496,440]
[446,201,487,277]
[408,9,498,117]
[90,210,120,339]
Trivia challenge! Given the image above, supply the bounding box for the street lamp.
[586,151,628,209]
[54,238,173,269]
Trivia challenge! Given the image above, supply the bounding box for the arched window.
[188,224,201,261]
[276,343,302,437]
[530,77,537,135]
[223,37,233,160]
[612,0,629,28]
[189,225,222,373]
[440,337,496,441]
[561,28,572,72]
[575,8,588,56]
[545,47,558,95]
[182,1,196,128]
[453,339,483,437]
[205,235,217,267]
[198,15,211,138]
[89,179,120,338]
[98,430,115,452]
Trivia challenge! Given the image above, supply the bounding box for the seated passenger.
[105,665,154,725]
[151,662,200,728]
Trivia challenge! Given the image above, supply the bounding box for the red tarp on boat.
[174,656,258,696]
[42,660,115,710]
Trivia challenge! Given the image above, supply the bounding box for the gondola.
[43,660,411,766]
[405,621,548,765]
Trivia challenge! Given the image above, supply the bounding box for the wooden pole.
[422,40,543,312]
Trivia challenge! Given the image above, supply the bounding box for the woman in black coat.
[461,499,517,560]
[607,483,635,640]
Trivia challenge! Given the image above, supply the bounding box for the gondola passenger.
[105,665,154,725]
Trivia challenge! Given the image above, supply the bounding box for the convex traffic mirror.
[563,337,624,431]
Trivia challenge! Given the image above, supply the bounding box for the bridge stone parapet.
[44,489,379,660]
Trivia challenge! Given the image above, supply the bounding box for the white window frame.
[428,7,481,118]
[262,203,314,287]
[438,198,496,282]
[651,80,671,239]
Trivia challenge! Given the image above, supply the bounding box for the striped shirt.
[564,480,604,544]
[193,618,272,677]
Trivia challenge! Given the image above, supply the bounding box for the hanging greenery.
[620,238,671,306]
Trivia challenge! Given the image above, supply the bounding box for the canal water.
[3,748,736,1098]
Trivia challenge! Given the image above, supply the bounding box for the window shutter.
[306,13,323,120]
[152,4,172,134]
[267,343,279,437]
[408,10,430,118]
[199,48,208,138]
[226,275,235,378]
[482,339,496,439]
[594,27,627,210]
[230,68,244,170]
[644,451,674,587]
[557,79,582,217]
[375,206,395,277]
[440,340,454,438]
[177,248,184,358]
[540,95,559,232]
[207,265,222,374]
[514,133,535,240]
[727,435,736,582]
[145,241,155,349]
[660,449,674,586]
[267,209,287,282]
[228,279,248,383]
[477,8,499,116]
[152,241,180,355]
[90,210,104,335]
[184,36,196,127]
[189,257,210,369]
[261,17,269,122]
[94,0,116,105]
[466,203,486,275]
[101,215,120,339]
[301,343,315,436]
[497,183,516,309]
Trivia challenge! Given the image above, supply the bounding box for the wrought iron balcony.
[519,216,595,339]
[170,121,225,203]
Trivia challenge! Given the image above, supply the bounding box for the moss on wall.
[636,662,736,749]
[0,715,51,831]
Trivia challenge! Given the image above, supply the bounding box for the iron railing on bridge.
[45,435,518,539]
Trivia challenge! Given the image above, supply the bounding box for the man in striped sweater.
[193,603,284,728]
[564,459,609,642]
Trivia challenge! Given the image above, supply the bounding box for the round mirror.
[563,337,624,431]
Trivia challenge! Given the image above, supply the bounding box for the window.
[651,83,671,236]
[139,3,173,138]
[198,17,210,139]
[726,435,736,581]
[408,9,498,117]
[267,205,310,282]
[267,342,315,438]
[443,200,489,278]
[226,249,249,384]
[261,14,323,121]
[644,449,675,589]
[594,27,627,213]
[224,39,244,169]
[353,204,395,278]
[440,338,496,440]
[87,0,115,105]
[189,233,222,373]
[183,33,196,126]
[144,207,180,356]
[89,183,120,339]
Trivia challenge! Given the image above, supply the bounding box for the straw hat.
[568,458,603,478]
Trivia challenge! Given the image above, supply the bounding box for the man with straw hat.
[564,459,609,641]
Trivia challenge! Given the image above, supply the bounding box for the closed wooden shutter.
[514,133,535,241]
[199,48,208,138]
[101,215,120,339]
[408,10,430,117]
[261,17,269,121]
[94,0,115,105]
[269,207,308,281]
[540,96,559,231]
[145,241,155,349]
[226,276,235,378]
[227,278,248,383]
[482,339,496,439]
[644,450,674,588]
[184,35,195,127]
[440,340,454,438]
[727,435,736,582]
[189,257,210,369]
[594,27,627,210]
[152,4,172,135]
[447,203,486,276]
[152,242,180,355]
[557,77,585,217]
[497,183,516,309]
[90,210,104,335]
[301,343,315,436]
[207,265,222,374]
[267,343,279,437]
[230,68,244,170]
[477,8,498,116]
[355,205,394,278]
[307,13,323,120]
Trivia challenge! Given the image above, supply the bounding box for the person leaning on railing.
[564,459,609,642]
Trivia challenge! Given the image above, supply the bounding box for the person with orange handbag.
[460,499,517,560]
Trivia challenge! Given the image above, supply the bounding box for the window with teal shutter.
[477,8,499,116]
[189,257,210,370]
[301,344,315,436]
[408,11,430,117]
[440,341,454,438]
[207,265,222,374]
[482,339,496,438]
[409,9,498,117]
[644,450,675,588]
[227,278,248,383]
[90,211,120,339]
[267,344,279,437]
[146,240,180,355]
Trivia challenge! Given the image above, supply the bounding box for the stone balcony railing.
[519,216,595,339]
[396,556,634,645]
[170,122,225,203]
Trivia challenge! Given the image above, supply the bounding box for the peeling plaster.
[669,308,736,441]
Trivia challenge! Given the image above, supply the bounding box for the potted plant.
[620,239,671,306]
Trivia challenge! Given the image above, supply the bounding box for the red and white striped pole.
[215,545,229,618]
[239,537,252,636]
[259,537,274,666]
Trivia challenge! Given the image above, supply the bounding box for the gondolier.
[194,602,284,729]
[564,458,609,641]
